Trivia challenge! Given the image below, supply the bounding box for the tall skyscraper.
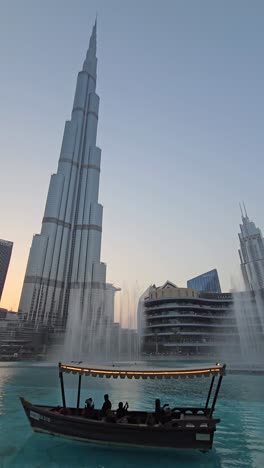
[19,21,107,328]
[0,239,13,301]
[238,207,264,290]
[187,269,221,293]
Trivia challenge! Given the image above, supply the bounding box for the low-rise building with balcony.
[140,281,240,356]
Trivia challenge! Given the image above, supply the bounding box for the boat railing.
[170,419,219,430]
[166,407,211,417]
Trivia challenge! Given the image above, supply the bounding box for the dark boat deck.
[24,400,219,430]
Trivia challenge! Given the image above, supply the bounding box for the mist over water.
[63,283,143,363]
[63,287,113,362]
[61,276,264,370]
[233,289,264,366]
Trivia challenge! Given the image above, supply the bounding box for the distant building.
[187,269,221,293]
[140,281,241,356]
[238,208,264,290]
[0,239,13,301]
[0,310,57,360]
[0,308,10,319]
[104,284,121,324]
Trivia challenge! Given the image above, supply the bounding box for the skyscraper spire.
[19,23,107,334]
[239,202,243,218]
[243,201,248,218]
[83,19,97,76]
[88,17,97,55]
[238,212,264,290]
[239,201,249,220]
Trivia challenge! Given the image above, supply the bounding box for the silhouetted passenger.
[82,397,95,418]
[164,405,172,417]
[101,394,112,416]
[154,400,172,424]
[85,398,94,409]
[116,401,129,419]
[155,399,161,414]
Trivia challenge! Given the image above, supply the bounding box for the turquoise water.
[0,362,263,468]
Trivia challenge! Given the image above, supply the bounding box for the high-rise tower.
[238,206,264,290]
[19,21,106,328]
[0,239,13,301]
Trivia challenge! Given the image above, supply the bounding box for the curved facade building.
[141,281,240,356]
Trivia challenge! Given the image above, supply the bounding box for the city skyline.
[1,1,264,310]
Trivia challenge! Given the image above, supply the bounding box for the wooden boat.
[20,362,226,451]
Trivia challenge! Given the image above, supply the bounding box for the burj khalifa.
[19,21,107,330]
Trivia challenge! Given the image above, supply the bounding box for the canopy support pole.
[205,376,215,409]
[59,369,66,409]
[209,375,223,418]
[77,374,82,409]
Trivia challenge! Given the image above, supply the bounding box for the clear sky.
[1,0,264,311]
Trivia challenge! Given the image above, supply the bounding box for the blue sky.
[1,0,264,309]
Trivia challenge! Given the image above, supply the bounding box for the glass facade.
[0,239,13,300]
[187,269,221,293]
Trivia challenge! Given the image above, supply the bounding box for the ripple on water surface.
[0,362,263,468]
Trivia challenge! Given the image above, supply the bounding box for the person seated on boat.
[155,398,161,414]
[82,397,95,418]
[164,405,172,417]
[155,399,165,421]
[163,404,171,416]
[85,397,94,409]
[116,402,129,421]
[155,399,170,413]
[100,394,112,417]
[155,400,171,424]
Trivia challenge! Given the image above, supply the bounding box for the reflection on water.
[0,363,263,467]
[10,436,222,468]
[0,366,18,416]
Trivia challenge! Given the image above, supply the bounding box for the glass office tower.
[0,239,13,301]
[187,269,221,293]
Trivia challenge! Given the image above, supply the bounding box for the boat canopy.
[59,362,225,379]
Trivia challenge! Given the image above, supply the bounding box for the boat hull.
[20,398,219,451]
